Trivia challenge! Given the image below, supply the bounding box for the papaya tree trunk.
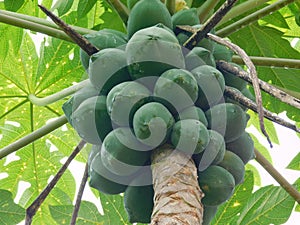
[151,145,204,224]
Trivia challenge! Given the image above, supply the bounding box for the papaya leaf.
[212,170,254,225]
[4,0,24,12]
[77,0,97,19]
[260,11,290,29]
[294,178,300,212]
[245,163,261,186]
[249,134,273,164]
[51,0,74,16]
[0,189,25,225]
[235,185,295,225]
[49,201,103,225]
[287,152,300,170]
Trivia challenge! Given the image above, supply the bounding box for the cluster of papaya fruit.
[62,0,255,224]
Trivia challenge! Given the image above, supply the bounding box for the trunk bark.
[151,145,204,225]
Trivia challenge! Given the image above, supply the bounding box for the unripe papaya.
[80,29,127,70]
[126,0,172,39]
[203,205,218,225]
[106,81,151,127]
[72,95,112,144]
[191,65,225,110]
[176,106,208,127]
[88,48,131,94]
[133,102,175,148]
[213,43,234,62]
[205,103,248,142]
[218,151,245,185]
[62,81,99,126]
[226,132,255,164]
[100,127,151,176]
[185,47,216,70]
[171,8,200,30]
[221,63,247,91]
[195,130,226,172]
[171,119,209,154]
[124,179,154,223]
[87,145,100,176]
[154,68,198,112]
[198,165,235,206]
[126,26,185,80]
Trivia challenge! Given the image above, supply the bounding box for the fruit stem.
[166,0,176,15]
[28,79,90,106]
[108,0,129,24]
[254,148,300,204]
[150,145,204,224]
[216,0,296,37]
[217,0,269,26]
[0,115,68,160]
[197,0,220,23]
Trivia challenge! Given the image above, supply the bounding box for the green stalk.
[217,0,269,26]
[216,0,296,37]
[166,0,176,15]
[197,0,220,23]
[108,0,129,23]
[232,56,300,69]
[29,79,90,106]
[0,115,68,159]
[0,9,94,35]
[0,13,72,42]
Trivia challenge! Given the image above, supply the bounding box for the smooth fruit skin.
[171,119,209,154]
[226,132,255,164]
[205,103,248,143]
[203,205,218,225]
[126,26,185,80]
[72,95,112,144]
[176,105,208,127]
[185,47,216,70]
[88,48,131,95]
[106,81,151,127]
[100,127,151,176]
[198,165,235,206]
[191,65,225,110]
[221,62,247,91]
[133,102,175,148]
[217,150,245,185]
[126,0,172,39]
[213,43,234,62]
[171,8,200,30]
[80,29,127,70]
[154,68,198,112]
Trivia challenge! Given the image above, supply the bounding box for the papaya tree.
[0,0,300,224]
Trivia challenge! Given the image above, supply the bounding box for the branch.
[25,140,86,225]
[208,33,272,147]
[38,5,99,56]
[217,61,300,110]
[29,79,89,106]
[183,0,238,49]
[108,0,129,23]
[70,163,89,225]
[0,116,68,160]
[216,0,296,37]
[254,148,300,204]
[224,86,300,133]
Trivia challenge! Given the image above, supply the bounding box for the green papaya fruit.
[221,63,247,91]
[126,26,185,80]
[126,0,172,39]
[176,24,215,52]
[203,205,218,225]
[124,181,154,223]
[171,8,200,30]
[154,68,198,112]
[191,65,225,110]
[198,165,235,206]
[106,81,151,127]
[205,103,248,142]
[171,119,209,154]
[185,47,216,70]
[213,43,234,62]
[223,87,248,111]
[127,0,140,10]
[176,106,208,127]
[218,150,245,185]
[195,130,226,172]
[87,145,100,176]
[100,127,151,176]
[62,81,99,126]
[133,102,175,148]
[72,95,112,144]
[89,48,131,94]
[226,132,255,164]
[80,29,127,70]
